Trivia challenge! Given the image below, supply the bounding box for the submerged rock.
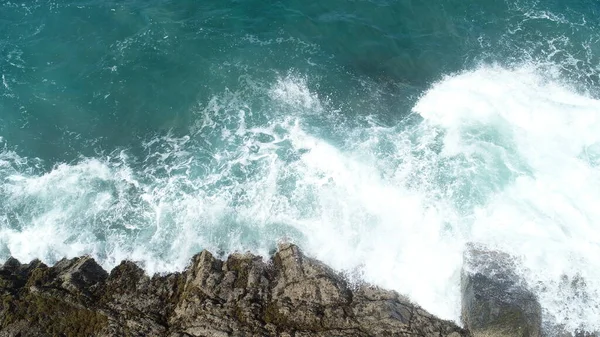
[549,328,600,337]
[0,243,467,337]
[461,244,542,337]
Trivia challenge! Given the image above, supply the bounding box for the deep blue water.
[1,0,600,332]
[2,0,598,162]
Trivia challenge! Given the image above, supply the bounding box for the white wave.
[1,68,599,333]
[413,65,600,331]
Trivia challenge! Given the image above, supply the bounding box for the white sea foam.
[412,65,600,331]
[1,67,599,333]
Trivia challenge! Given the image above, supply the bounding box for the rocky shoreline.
[0,242,581,337]
[0,243,466,337]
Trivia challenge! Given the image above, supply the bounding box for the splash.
[413,65,600,331]
[1,68,600,333]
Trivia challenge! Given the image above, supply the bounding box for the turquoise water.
[2,0,600,332]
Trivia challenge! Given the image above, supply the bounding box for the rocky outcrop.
[461,244,542,337]
[0,243,467,337]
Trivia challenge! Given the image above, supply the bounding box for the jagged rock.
[53,256,108,295]
[0,244,468,336]
[0,258,46,294]
[461,244,542,337]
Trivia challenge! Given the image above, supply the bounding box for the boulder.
[461,244,541,337]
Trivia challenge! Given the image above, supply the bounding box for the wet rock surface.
[461,244,542,337]
[0,243,467,337]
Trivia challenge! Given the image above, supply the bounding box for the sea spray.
[2,0,600,333]
[2,67,600,332]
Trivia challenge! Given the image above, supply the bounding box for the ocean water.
[1,0,600,332]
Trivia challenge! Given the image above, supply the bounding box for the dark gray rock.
[0,243,468,337]
[461,244,542,337]
[53,256,108,295]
